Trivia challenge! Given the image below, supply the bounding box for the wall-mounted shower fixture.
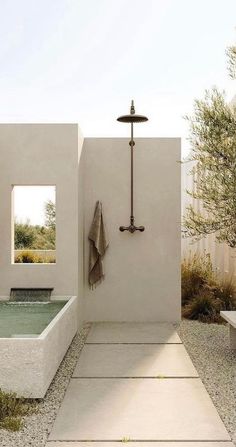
[117,100,148,233]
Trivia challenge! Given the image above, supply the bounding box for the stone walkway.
[46,322,233,446]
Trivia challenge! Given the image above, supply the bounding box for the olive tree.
[183,88,236,248]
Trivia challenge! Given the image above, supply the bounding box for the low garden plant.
[181,252,236,323]
[15,250,56,264]
[15,250,43,263]
[0,389,35,431]
[181,252,215,306]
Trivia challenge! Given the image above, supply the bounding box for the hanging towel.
[88,201,109,288]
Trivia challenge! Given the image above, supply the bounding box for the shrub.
[0,416,22,431]
[15,251,39,263]
[213,279,236,311]
[182,290,222,323]
[181,252,236,323]
[181,252,215,305]
[47,256,56,263]
[14,251,55,263]
[15,219,55,250]
[0,389,34,431]
[14,222,36,249]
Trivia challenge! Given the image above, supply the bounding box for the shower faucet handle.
[137,225,145,232]
[119,224,145,233]
[119,215,145,233]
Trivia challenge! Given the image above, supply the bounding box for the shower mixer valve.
[119,216,145,233]
[117,100,148,233]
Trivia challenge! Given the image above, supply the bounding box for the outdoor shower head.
[117,100,148,123]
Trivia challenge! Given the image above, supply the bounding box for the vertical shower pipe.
[118,100,148,233]
[130,115,134,228]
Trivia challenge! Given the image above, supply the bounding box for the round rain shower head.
[117,100,148,123]
[117,114,148,123]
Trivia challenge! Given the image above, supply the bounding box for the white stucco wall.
[0,124,84,328]
[0,127,181,326]
[83,138,181,322]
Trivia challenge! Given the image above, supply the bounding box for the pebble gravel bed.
[0,322,91,447]
[178,319,236,445]
[1,320,235,446]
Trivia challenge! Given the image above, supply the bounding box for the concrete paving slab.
[86,322,181,344]
[49,378,230,441]
[46,443,234,447]
[73,344,198,377]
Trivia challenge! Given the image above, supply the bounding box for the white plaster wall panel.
[83,138,181,322]
[0,125,83,322]
[0,126,180,327]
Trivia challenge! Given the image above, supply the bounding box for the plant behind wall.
[183,88,236,247]
[183,41,236,247]
[14,185,56,263]
[181,38,236,322]
[181,252,236,323]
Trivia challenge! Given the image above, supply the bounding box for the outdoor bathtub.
[0,296,77,398]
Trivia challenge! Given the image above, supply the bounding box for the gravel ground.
[178,319,236,445]
[1,320,235,446]
[0,322,91,447]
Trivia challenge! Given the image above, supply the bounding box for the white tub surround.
[0,296,77,398]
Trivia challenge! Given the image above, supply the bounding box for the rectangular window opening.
[12,186,56,264]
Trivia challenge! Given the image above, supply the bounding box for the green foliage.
[15,251,41,263]
[0,388,34,432]
[47,256,56,263]
[15,250,56,264]
[181,253,236,323]
[45,200,56,231]
[213,279,236,310]
[14,199,56,250]
[15,222,55,250]
[44,200,56,249]
[15,221,36,249]
[45,228,56,249]
[181,252,215,305]
[183,88,236,247]
[0,416,22,431]
[15,223,55,250]
[32,225,55,250]
[226,45,236,79]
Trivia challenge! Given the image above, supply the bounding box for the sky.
[14,186,55,226]
[1,0,236,223]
